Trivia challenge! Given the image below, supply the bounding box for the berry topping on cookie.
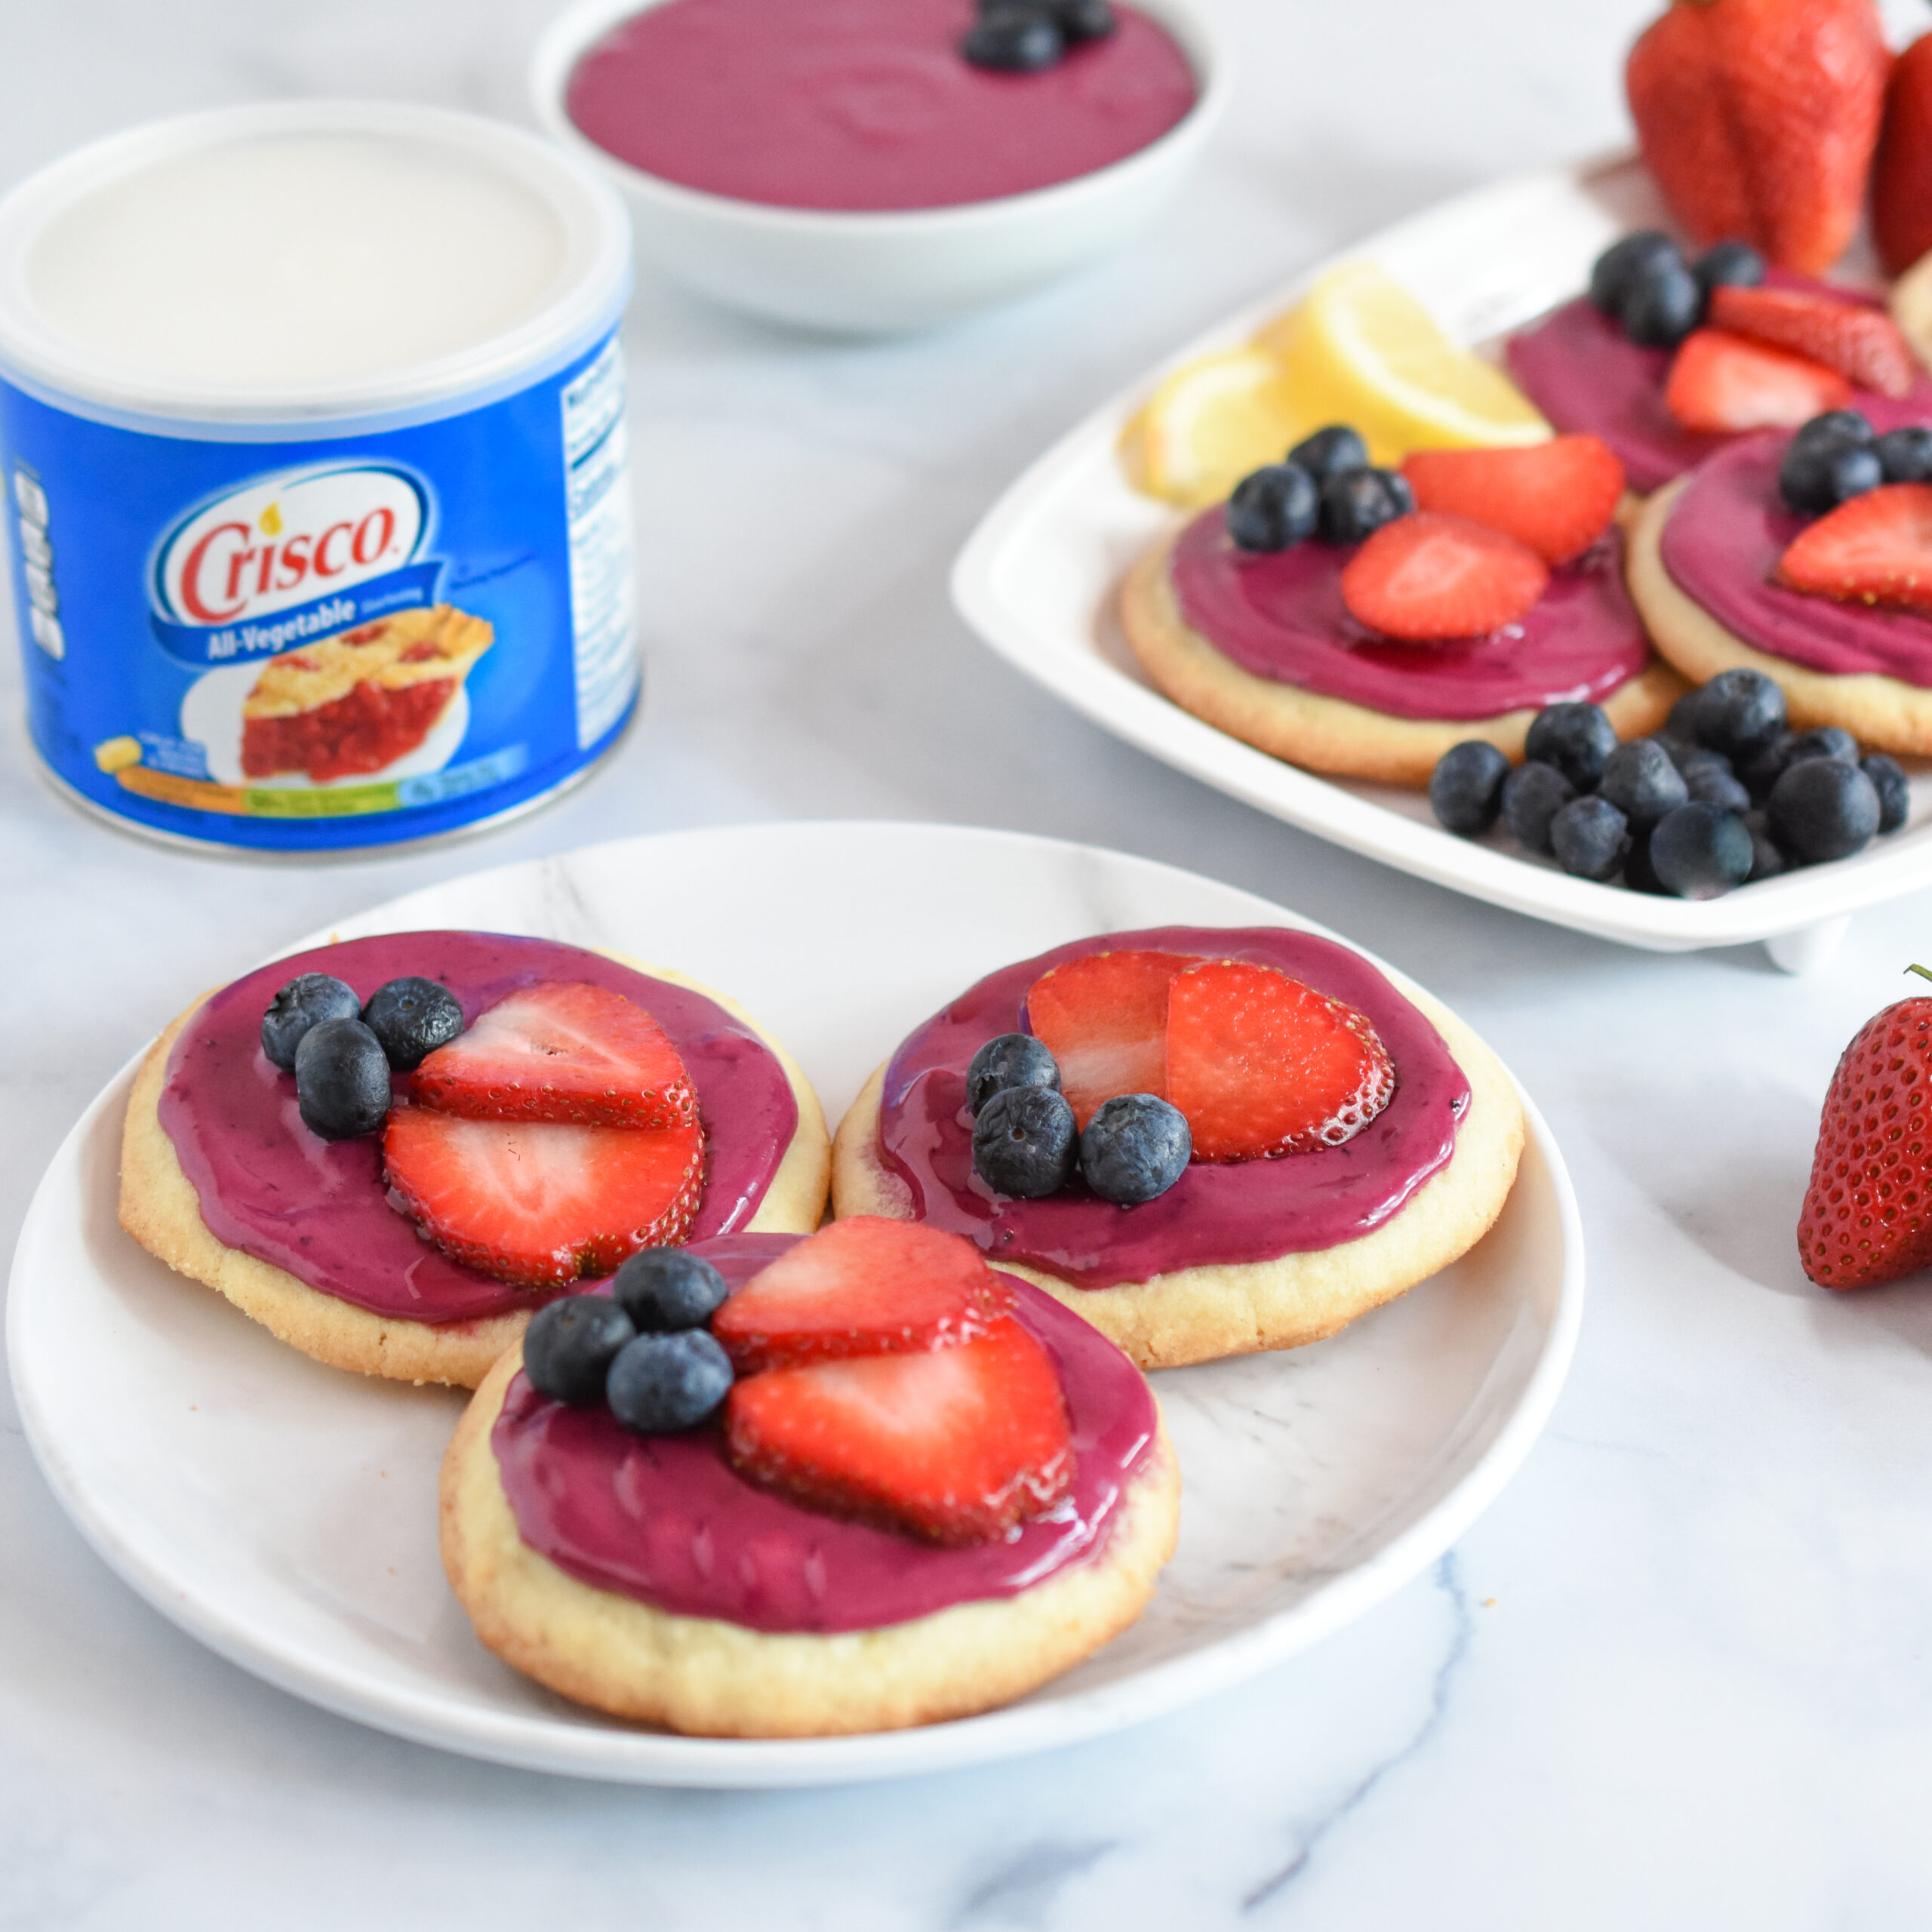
[1164,958,1395,1160]
[711,1216,1014,1374]
[1706,285,1918,399]
[294,1017,392,1140]
[1779,410,1882,514]
[1339,512,1549,641]
[360,976,464,1070]
[382,1109,704,1287]
[965,1032,1062,1114]
[608,1329,735,1432]
[725,1315,1073,1545]
[1663,329,1852,433]
[261,972,361,1072]
[1080,1093,1192,1203]
[411,981,697,1130]
[1400,435,1625,565]
[1774,482,1932,614]
[523,1294,638,1406]
[1026,949,1192,1126]
[612,1246,731,1332]
[972,1084,1081,1198]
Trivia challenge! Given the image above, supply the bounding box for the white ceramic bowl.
[530,0,1228,334]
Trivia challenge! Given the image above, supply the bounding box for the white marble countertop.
[7,0,1932,1924]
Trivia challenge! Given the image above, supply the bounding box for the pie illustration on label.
[239,603,492,783]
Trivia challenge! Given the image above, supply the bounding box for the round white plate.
[7,821,1582,1788]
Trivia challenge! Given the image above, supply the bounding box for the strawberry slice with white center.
[725,1315,1073,1545]
[711,1215,1014,1374]
[1164,958,1395,1161]
[1024,949,1195,1128]
[1775,481,1932,614]
[382,1107,704,1287]
[411,981,697,1131]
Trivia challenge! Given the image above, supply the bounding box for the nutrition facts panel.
[560,336,636,751]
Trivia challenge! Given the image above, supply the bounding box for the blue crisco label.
[1,327,637,852]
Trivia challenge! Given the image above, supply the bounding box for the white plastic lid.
[0,100,632,427]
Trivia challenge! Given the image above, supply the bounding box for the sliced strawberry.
[1706,285,1918,401]
[1775,481,1932,614]
[711,1217,1014,1374]
[725,1315,1072,1545]
[1025,949,1195,1128]
[1399,436,1626,565]
[411,981,695,1130]
[382,1106,704,1287]
[1164,958,1394,1161]
[1663,328,1853,433]
[1338,512,1548,641]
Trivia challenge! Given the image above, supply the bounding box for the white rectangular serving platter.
[952,152,1932,974]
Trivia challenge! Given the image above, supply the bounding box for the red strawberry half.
[382,1107,703,1287]
[725,1315,1073,1545]
[1775,482,1932,614]
[1338,512,1549,641]
[1400,435,1626,565]
[411,981,696,1130]
[1798,981,1932,1289]
[1026,949,1194,1128]
[1663,328,1852,433]
[711,1216,1014,1374]
[1165,958,1395,1161]
[1706,285,1918,401]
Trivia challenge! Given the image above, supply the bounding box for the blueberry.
[1692,239,1765,300]
[1666,688,1709,743]
[606,1330,734,1434]
[1620,257,1702,347]
[1743,811,1786,881]
[1648,731,1700,772]
[1429,740,1512,835]
[1782,725,1860,769]
[1588,232,1681,315]
[1767,756,1881,863]
[1079,1094,1191,1204]
[973,1084,1078,1197]
[1598,737,1689,827]
[1648,802,1754,898]
[1525,701,1618,792]
[1549,795,1631,881]
[1779,436,1882,515]
[1692,667,1788,759]
[1792,409,1876,454]
[261,972,360,1071]
[1623,825,1669,894]
[1318,466,1414,544]
[611,1247,730,1332]
[1863,752,1910,833]
[1684,761,1752,813]
[359,975,463,1070]
[1226,463,1318,552]
[1501,760,1577,854]
[1740,729,1796,801]
[1877,426,1932,485]
[961,8,1062,69]
[293,1017,392,1140]
[523,1294,636,1406]
[1049,0,1115,40]
[966,1032,1061,1114]
[1289,424,1371,482]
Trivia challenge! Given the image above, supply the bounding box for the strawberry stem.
[1907,964,1932,985]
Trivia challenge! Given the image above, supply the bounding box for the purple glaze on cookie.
[1168,509,1649,721]
[491,1235,1160,1635]
[156,932,800,1324]
[875,928,1470,1289]
[1658,433,1932,683]
[1506,282,1932,496]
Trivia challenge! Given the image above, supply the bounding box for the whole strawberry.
[1873,30,1932,276]
[1626,0,1890,276]
[1796,968,1932,1288]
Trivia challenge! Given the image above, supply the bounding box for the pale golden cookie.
[118,955,832,1389]
[439,1343,1180,1737]
[1629,478,1932,755]
[1120,526,1687,787]
[832,975,1524,1372]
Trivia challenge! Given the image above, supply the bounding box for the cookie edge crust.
[439,1345,1180,1737]
[1629,476,1932,755]
[118,952,832,1389]
[829,975,1526,1371]
[1120,525,1687,787]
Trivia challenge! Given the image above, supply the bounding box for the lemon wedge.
[1128,346,1310,507]
[1254,261,1550,465]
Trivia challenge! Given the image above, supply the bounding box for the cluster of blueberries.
[961,0,1115,72]
[260,971,464,1140]
[521,1248,736,1435]
[968,1033,1191,1204]
[1587,229,1765,349]
[1429,669,1909,896]
[1225,423,1413,556]
[1778,408,1932,515]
